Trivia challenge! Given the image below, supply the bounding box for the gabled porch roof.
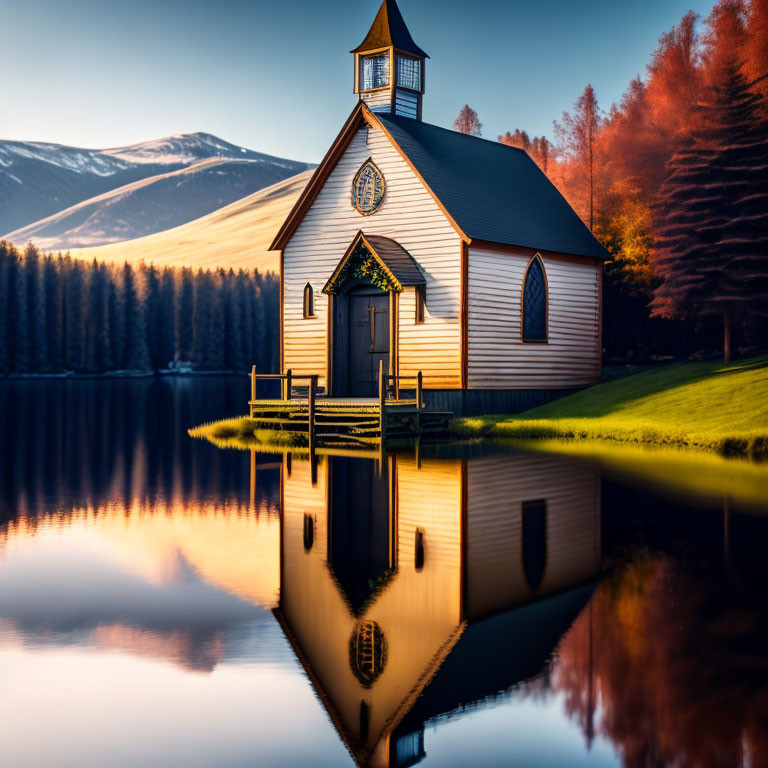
[322,230,425,294]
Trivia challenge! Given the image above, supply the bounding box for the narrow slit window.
[303,514,314,552]
[415,286,425,324]
[414,528,425,571]
[522,256,547,342]
[303,283,314,318]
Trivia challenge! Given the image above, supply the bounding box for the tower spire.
[352,0,427,120]
[351,0,428,59]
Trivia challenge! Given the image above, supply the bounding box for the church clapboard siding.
[465,454,601,622]
[283,125,463,391]
[467,246,601,388]
[272,0,608,411]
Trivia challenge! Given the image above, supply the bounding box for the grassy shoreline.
[188,418,307,452]
[190,355,768,462]
[449,355,768,461]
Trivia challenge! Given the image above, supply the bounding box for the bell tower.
[351,0,428,120]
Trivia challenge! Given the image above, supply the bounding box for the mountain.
[0,132,312,237]
[4,157,310,250]
[69,169,312,274]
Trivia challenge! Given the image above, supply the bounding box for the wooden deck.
[248,364,452,449]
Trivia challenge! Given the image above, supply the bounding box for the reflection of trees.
[553,552,768,768]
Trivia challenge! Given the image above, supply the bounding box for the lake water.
[1,378,767,768]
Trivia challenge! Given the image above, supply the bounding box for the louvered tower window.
[522,256,547,342]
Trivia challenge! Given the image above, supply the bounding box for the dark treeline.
[0,241,279,374]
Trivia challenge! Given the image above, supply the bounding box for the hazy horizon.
[2,0,715,163]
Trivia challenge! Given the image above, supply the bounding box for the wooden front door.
[348,289,389,397]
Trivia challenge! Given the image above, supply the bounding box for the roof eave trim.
[270,103,369,251]
[271,103,470,251]
[367,111,471,245]
[467,237,611,261]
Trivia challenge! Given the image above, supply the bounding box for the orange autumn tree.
[552,553,768,768]
[498,129,553,174]
[651,0,768,362]
[453,104,483,136]
[497,1,768,359]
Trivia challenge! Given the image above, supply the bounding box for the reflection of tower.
[275,450,602,768]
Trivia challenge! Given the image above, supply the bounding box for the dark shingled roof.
[351,0,429,59]
[395,584,595,738]
[376,114,609,259]
[364,234,425,286]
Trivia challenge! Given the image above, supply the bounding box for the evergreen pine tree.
[85,261,112,371]
[192,269,212,369]
[176,267,194,361]
[122,262,151,370]
[141,264,162,368]
[108,269,126,369]
[43,255,61,370]
[0,243,11,372]
[158,268,176,367]
[252,272,267,372]
[65,260,86,370]
[651,64,768,360]
[237,270,255,369]
[9,244,29,372]
[25,244,47,371]
[206,270,226,370]
[224,269,245,371]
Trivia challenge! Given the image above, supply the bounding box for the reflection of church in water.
[273,450,601,767]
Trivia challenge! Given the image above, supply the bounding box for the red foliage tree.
[555,84,603,230]
[453,104,482,136]
[651,0,768,361]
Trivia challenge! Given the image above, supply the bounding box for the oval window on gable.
[522,255,548,342]
[353,160,386,215]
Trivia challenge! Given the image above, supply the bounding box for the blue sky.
[1,0,715,162]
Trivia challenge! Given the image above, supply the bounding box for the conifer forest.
[0,241,279,374]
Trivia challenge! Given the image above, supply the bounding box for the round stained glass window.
[349,620,387,687]
[353,160,386,215]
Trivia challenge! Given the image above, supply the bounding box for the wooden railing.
[377,359,423,441]
[249,368,319,449]
[248,362,424,449]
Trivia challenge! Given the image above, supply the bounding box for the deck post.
[285,369,293,402]
[308,375,317,455]
[378,359,386,443]
[416,371,423,433]
[250,365,256,417]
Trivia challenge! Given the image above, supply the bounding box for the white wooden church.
[270,0,608,415]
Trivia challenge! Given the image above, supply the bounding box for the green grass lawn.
[451,354,768,460]
[188,418,308,452]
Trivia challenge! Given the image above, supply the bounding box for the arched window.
[414,528,425,571]
[303,514,314,552]
[522,255,548,342]
[303,283,314,318]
